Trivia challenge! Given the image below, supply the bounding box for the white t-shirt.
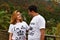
[8,21,29,40]
[28,15,45,39]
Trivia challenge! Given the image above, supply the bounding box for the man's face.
[28,10,33,16]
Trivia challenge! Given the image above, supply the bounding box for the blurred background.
[0,0,60,40]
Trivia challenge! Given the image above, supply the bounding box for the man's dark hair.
[28,5,38,13]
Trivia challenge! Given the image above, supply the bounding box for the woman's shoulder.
[10,24,13,25]
[22,21,27,24]
[9,24,15,27]
[9,24,15,29]
[22,21,28,25]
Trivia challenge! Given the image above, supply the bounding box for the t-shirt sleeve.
[38,17,46,29]
[8,24,14,33]
[24,22,30,30]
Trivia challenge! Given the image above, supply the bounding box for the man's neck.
[33,13,39,17]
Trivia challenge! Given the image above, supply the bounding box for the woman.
[8,10,29,40]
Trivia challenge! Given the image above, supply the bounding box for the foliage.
[55,23,60,40]
[0,10,10,30]
[0,1,60,35]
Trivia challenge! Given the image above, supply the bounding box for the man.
[28,5,46,40]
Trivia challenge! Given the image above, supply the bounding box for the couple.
[8,5,46,40]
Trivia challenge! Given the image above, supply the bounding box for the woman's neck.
[16,20,20,23]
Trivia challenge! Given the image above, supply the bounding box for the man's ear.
[31,11,34,14]
[32,11,34,13]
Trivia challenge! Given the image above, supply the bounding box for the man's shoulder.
[35,15,45,22]
[34,15,44,19]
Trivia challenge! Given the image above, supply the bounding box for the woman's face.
[16,12,22,20]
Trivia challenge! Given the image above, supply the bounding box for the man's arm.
[40,29,45,40]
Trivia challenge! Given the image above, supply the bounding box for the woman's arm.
[9,33,13,40]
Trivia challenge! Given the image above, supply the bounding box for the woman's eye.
[17,16,19,17]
